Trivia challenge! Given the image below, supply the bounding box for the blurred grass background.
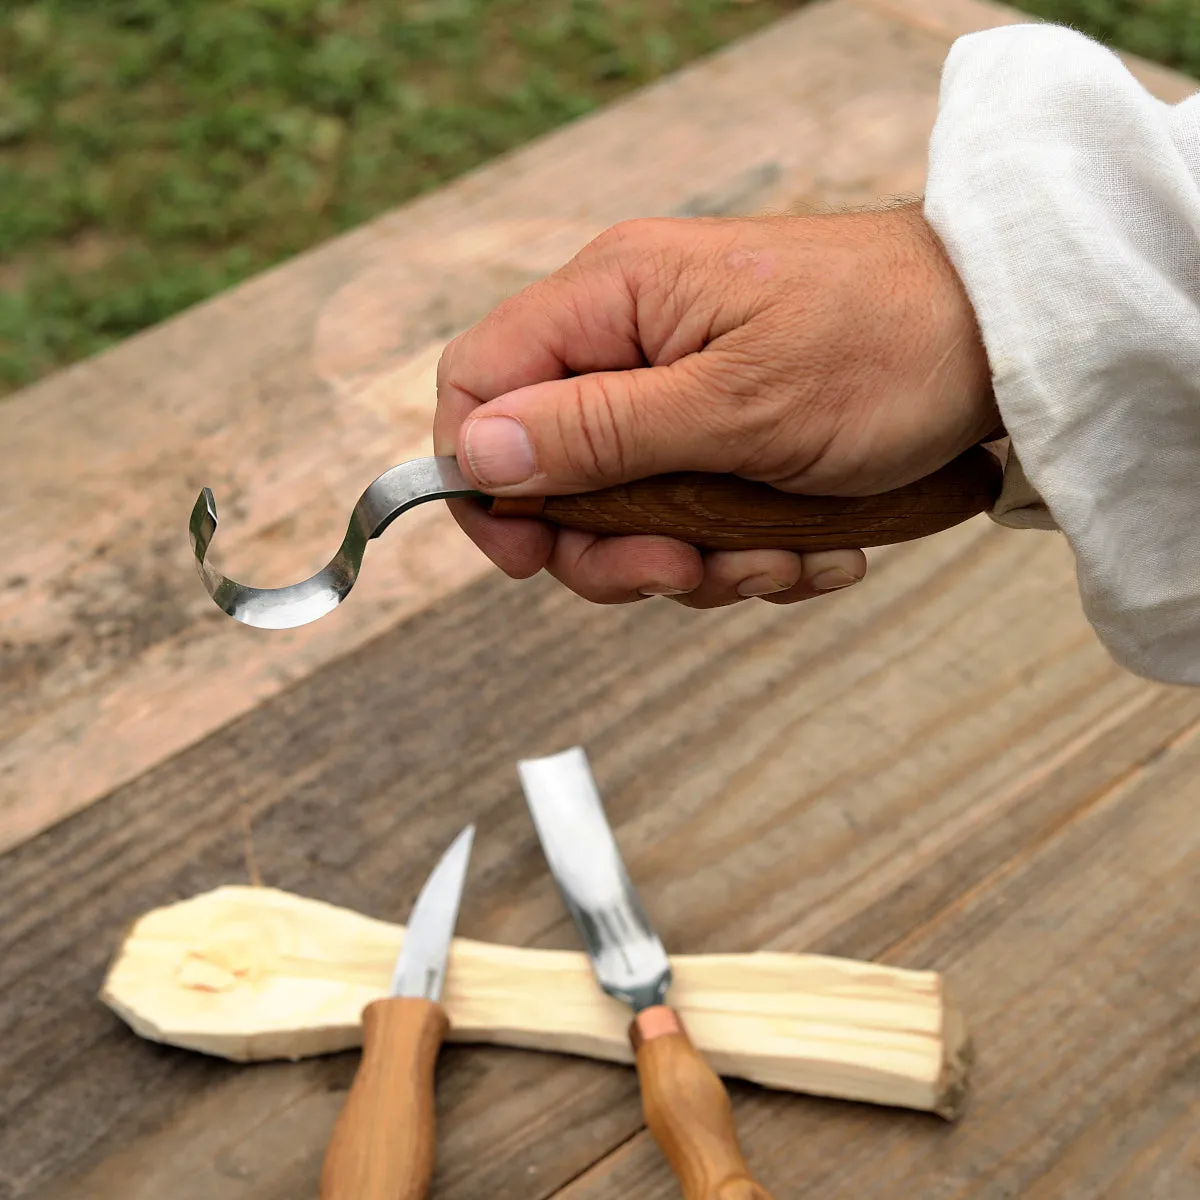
[1,0,1197,398]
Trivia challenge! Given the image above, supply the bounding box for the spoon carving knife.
[518,746,775,1200]
[319,823,474,1200]
[189,446,1001,629]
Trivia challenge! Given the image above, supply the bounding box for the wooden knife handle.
[319,996,448,1200]
[630,1008,775,1200]
[488,444,1001,552]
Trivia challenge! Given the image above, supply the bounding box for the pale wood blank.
[100,885,971,1118]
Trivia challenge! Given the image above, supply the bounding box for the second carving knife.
[319,824,474,1200]
[518,746,774,1200]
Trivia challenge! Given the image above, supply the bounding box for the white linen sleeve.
[923,25,1200,685]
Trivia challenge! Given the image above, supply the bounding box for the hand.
[433,202,996,608]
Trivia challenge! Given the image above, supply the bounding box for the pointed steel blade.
[190,456,482,630]
[391,824,475,1001]
[518,746,670,1013]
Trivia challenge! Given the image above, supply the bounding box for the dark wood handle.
[319,996,448,1200]
[489,444,1001,551]
[631,1008,775,1200]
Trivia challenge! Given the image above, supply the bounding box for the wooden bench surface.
[4,1,1199,1196]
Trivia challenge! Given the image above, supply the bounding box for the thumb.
[457,359,740,495]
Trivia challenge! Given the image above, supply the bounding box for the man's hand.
[433,203,996,607]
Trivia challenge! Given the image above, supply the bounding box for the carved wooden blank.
[101,886,971,1118]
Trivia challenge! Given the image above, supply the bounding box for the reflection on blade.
[189,457,480,630]
[518,747,670,1012]
[392,824,475,1001]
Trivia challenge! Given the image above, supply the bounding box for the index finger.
[432,234,650,456]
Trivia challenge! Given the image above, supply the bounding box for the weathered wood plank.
[5,515,1199,1198]
[1,0,951,854]
[6,0,1191,855]
[17,0,1192,856]
[571,710,1200,1198]
[7,0,1200,1197]
[854,0,1200,102]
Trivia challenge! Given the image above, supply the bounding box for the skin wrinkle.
[713,312,859,487]
[646,357,729,469]
[545,271,635,376]
[570,371,627,482]
[634,218,763,364]
[583,262,646,371]
[703,340,815,460]
[670,353,761,466]
[636,246,711,364]
[655,262,736,365]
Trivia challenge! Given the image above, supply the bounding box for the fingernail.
[638,585,690,597]
[736,575,791,598]
[811,567,860,591]
[463,416,536,487]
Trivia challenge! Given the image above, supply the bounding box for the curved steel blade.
[189,457,481,630]
[392,824,475,1001]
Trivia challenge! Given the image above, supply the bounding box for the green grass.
[0,0,807,395]
[1018,0,1200,69]
[0,0,1196,397]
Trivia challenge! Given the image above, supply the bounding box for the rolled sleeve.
[925,25,1200,684]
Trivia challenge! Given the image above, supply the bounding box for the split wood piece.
[101,885,972,1119]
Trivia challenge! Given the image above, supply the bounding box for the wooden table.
[4,1,1199,1196]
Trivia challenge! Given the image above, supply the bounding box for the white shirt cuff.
[925,25,1200,684]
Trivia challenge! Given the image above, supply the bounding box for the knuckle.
[592,218,682,284]
[639,245,689,317]
[596,217,656,250]
[552,277,609,356]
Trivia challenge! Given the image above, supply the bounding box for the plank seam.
[543,1124,648,1199]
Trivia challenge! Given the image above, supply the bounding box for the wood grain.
[851,0,1200,102]
[319,997,447,1200]
[6,0,1200,1197]
[10,0,1190,854]
[493,446,1001,551]
[632,1014,773,1200]
[560,707,1200,1199]
[100,884,968,1115]
[0,0,984,854]
[6,520,1200,1198]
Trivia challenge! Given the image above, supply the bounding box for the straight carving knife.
[319,824,474,1200]
[518,747,774,1200]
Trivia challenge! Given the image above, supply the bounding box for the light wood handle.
[319,996,448,1200]
[631,1008,775,1200]
[488,444,1001,552]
